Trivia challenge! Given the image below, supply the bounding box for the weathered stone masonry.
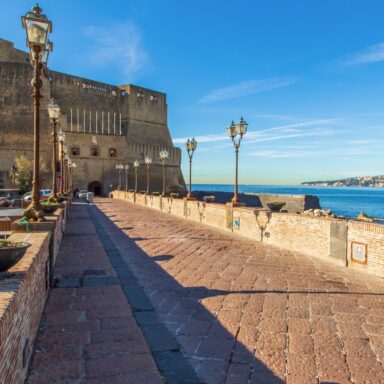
[0,38,185,194]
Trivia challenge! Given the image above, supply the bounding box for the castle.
[0,38,185,195]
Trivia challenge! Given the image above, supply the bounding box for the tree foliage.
[8,156,32,194]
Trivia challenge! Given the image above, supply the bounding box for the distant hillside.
[302,175,384,187]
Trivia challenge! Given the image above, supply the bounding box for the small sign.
[351,242,367,264]
[234,217,240,230]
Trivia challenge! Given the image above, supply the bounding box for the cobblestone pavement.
[27,204,164,384]
[94,198,384,384]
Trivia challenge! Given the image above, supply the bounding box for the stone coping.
[114,191,348,223]
[0,232,50,320]
[10,207,64,233]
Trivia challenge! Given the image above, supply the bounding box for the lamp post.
[21,4,52,220]
[63,143,68,192]
[115,164,123,190]
[64,154,69,191]
[68,160,76,191]
[227,117,248,205]
[185,138,197,200]
[67,159,72,190]
[58,130,66,194]
[160,149,169,196]
[124,164,129,191]
[134,160,140,193]
[70,162,77,190]
[144,155,152,194]
[47,98,60,200]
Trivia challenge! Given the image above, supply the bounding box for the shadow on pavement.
[90,204,285,384]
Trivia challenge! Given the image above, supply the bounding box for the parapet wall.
[0,207,66,384]
[112,191,384,278]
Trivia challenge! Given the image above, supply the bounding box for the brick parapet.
[112,190,384,278]
[0,208,66,384]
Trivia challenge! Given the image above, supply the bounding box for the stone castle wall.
[0,39,185,194]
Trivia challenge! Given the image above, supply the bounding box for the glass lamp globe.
[190,137,197,151]
[160,149,169,160]
[21,5,52,53]
[134,160,140,168]
[48,98,60,120]
[41,40,53,66]
[124,164,129,170]
[227,121,237,138]
[237,117,248,135]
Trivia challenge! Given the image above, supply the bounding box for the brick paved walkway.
[93,198,384,384]
[27,204,164,384]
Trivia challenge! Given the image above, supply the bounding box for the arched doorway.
[88,181,102,196]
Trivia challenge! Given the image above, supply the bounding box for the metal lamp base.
[24,202,46,222]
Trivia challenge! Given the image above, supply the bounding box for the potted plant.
[41,201,60,214]
[0,239,30,272]
[203,195,215,203]
[50,195,65,203]
[267,201,286,212]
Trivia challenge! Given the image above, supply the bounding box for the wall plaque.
[351,242,367,264]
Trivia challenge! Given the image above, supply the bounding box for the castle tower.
[0,38,185,195]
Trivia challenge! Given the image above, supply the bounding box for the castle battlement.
[0,38,185,195]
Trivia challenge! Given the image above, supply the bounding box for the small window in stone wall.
[90,147,100,157]
[109,148,117,158]
[71,147,80,156]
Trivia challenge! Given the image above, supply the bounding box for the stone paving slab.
[26,204,164,384]
[94,198,384,384]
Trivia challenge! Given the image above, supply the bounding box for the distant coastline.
[302,175,384,188]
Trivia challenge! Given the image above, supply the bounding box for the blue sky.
[2,1,384,184]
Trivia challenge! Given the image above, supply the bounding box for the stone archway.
[88,181,102,196]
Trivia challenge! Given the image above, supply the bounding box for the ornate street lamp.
[21,4,52,220]
[67,159,72,190]
[124,164,129,191]
[160,149,169,196]
[185,138,197,200]
[68,161,76,190]
[144,155,152,194]
[64,154,69,191]
[115,164,123,190]
[227,117,248,205]
[47,98,60,200]
[134,160,140,193]
[58,129,66,194]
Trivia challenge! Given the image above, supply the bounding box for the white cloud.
[248,146,374,159]
[342,42,384,65]
[198,77,298,103]
[83,22,149,80]
[173,118,339,145]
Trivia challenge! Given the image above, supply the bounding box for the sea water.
[192,184,384,220]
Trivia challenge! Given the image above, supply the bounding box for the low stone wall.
[192,190,321,213]
[0,208,66,384]
[112,191,384,278]
[347,221,384,277]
